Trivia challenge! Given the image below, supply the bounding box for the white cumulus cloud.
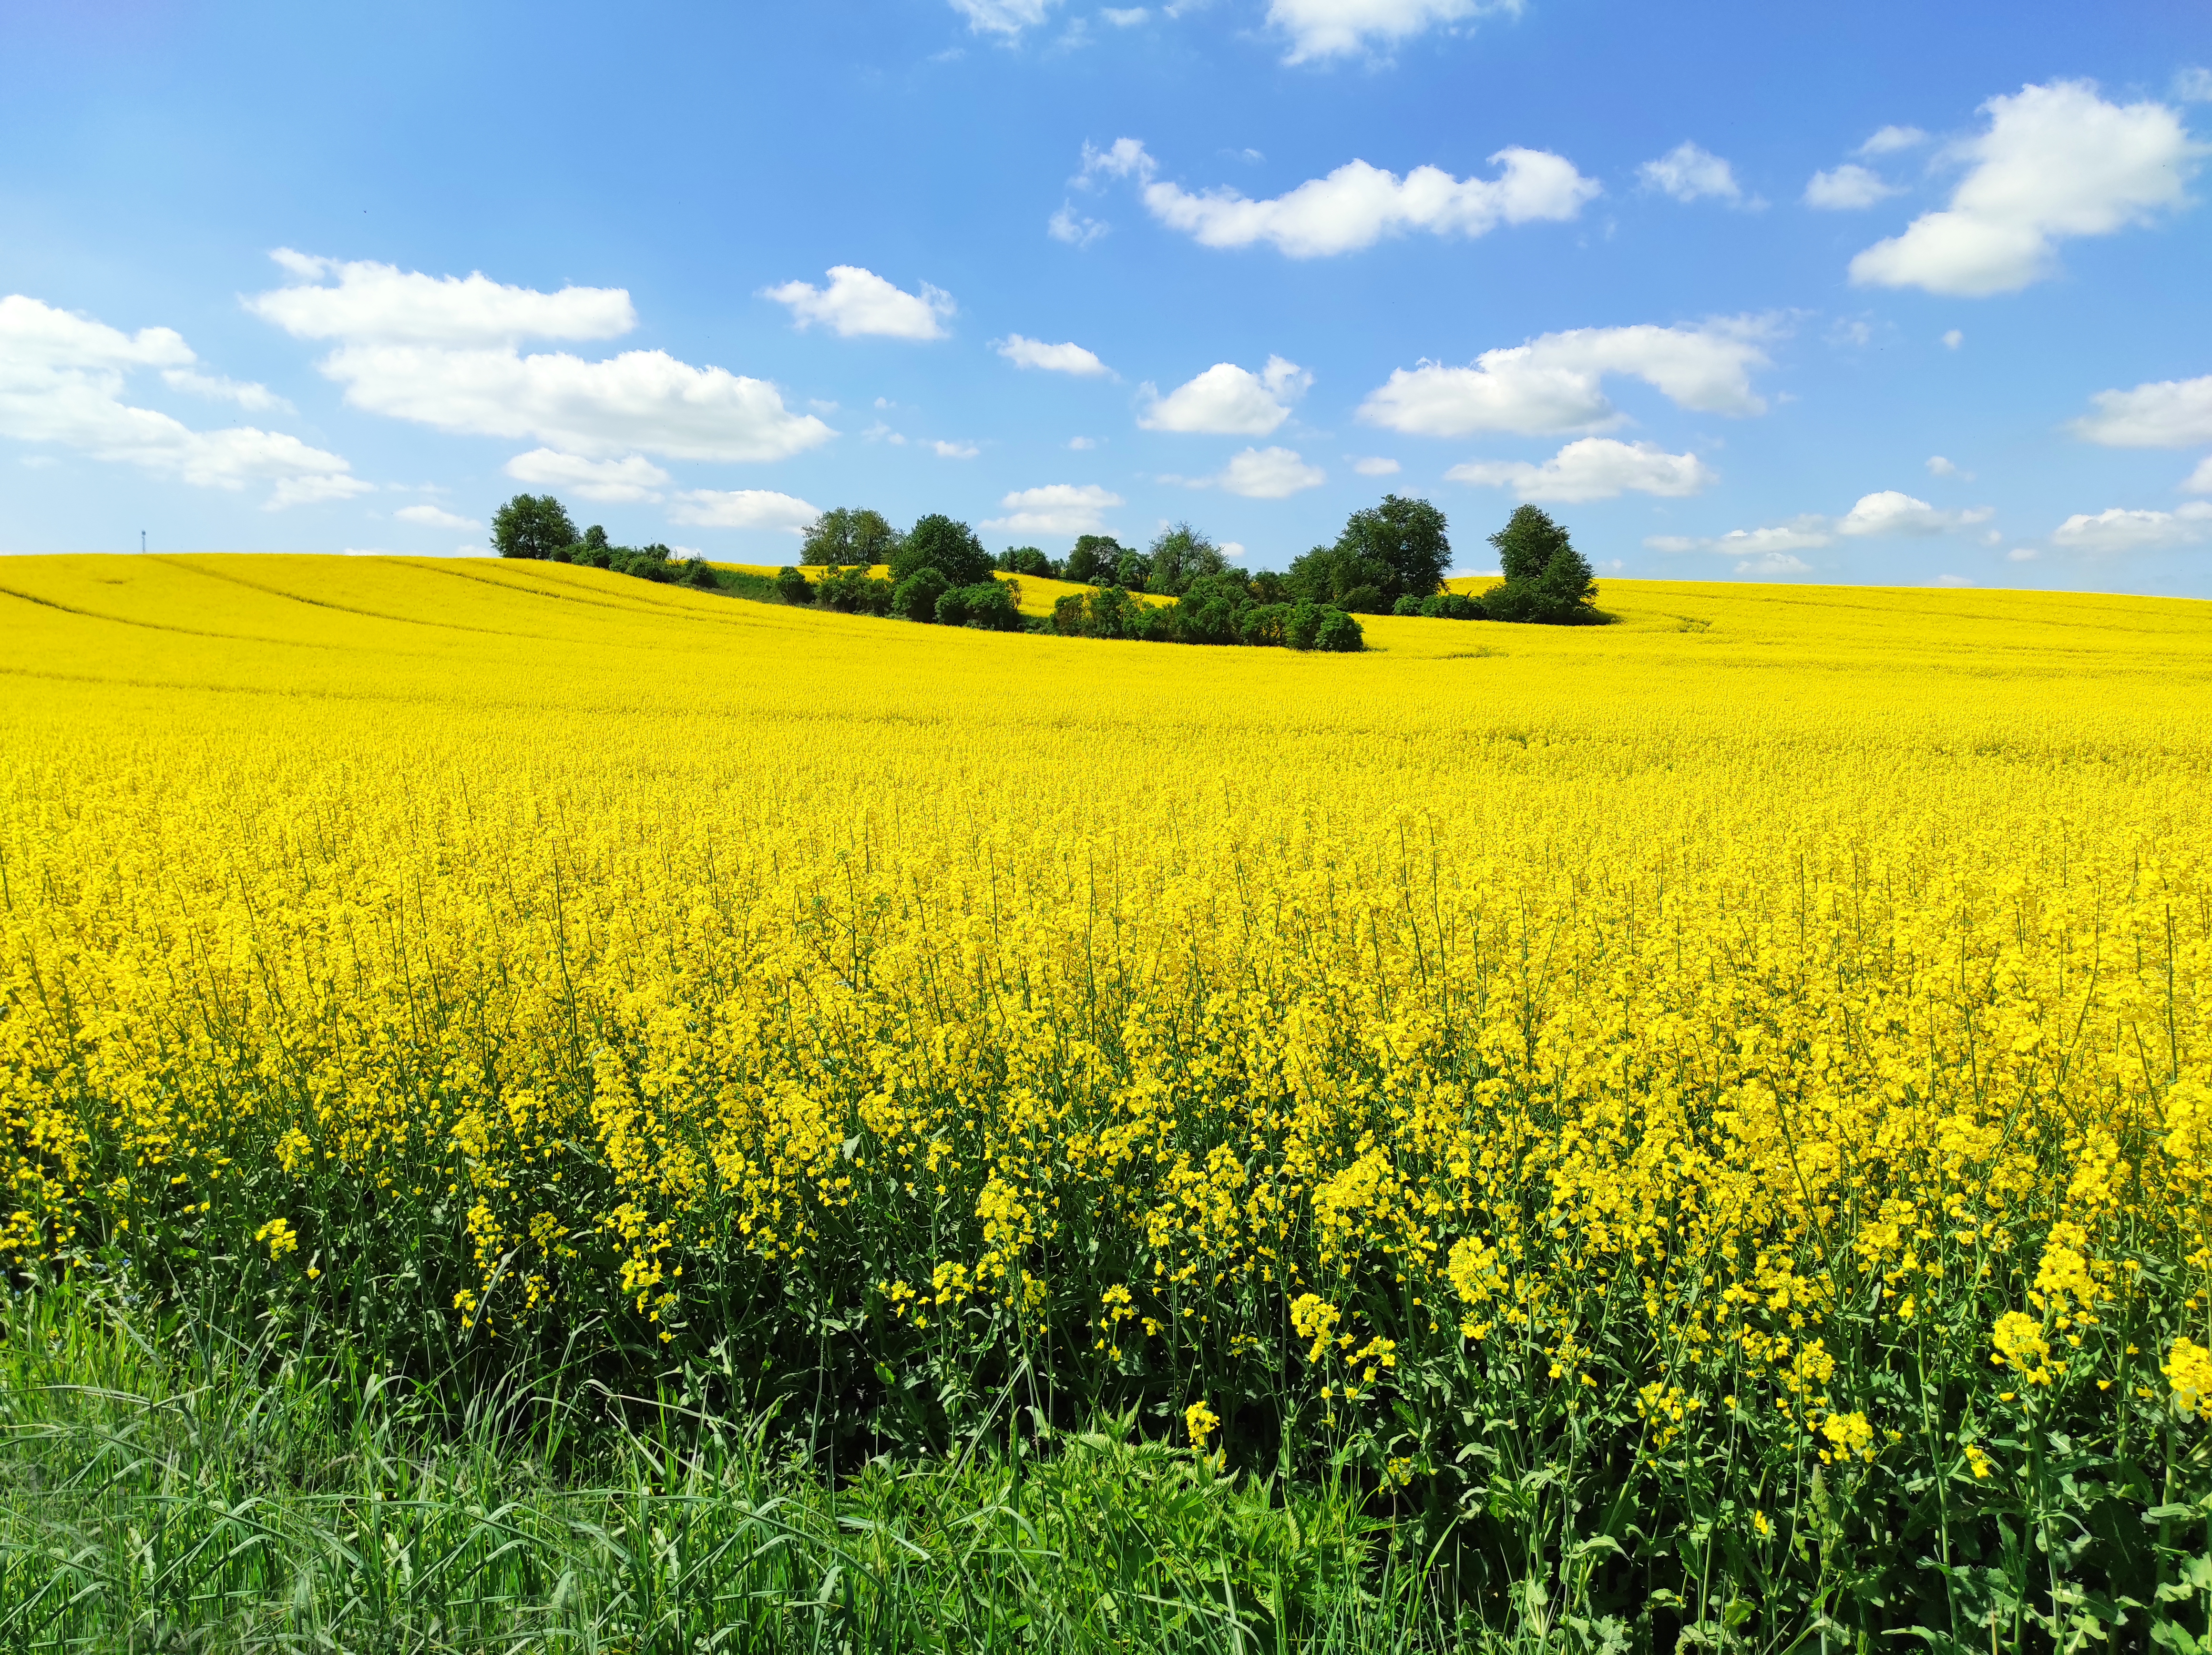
[666,489,822,533]
[1850,80,2204,296]
[2186,455,2212,493]
[250,250,635,346]
[761,266,954,340]
[253,254,832,464]
[1350,455,1401,475]
[1169,446,1326,498]
[982,482,1123,535]
[1925,455,1959,476]
[946,0,1057,34]
[2071,373,2212,448]
[1646,518,1834,558]
[162,368,292,412]
[1804,164,1900,210]
[1447,437,1715,502]
[1736,552,1814,577]
[931,439,981,459]
[504,448,673,503]
[395,503,481,531]
[0,292,368,508]
[995,334,1111,376]
[1107,138,1598,257]
[1265,0,1520,63]
[2049,501,2212,554]
[1138,356,1310,435]
[1858,125,1929,156]
[1358,319,1775,437]
[1837,490,1990,536]
[1639,142,1743,204]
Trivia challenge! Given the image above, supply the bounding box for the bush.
[1285,601,1324,652]
[1239,603,1290,647]
[934,584,974,628]
[1169,572,1249,645]
[892,567,951,624]
[1337,584,1385,615]
[961,582,1023,632]
[684,559,719,589]
[1312,607,1364,653]
[775,566,815,606]
[1419,592,1482,621]
[1051,593,1087,636]
[1393,594,1423,616]
[821,566,894,615]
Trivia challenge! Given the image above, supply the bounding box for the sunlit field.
[4,553,2211,1652]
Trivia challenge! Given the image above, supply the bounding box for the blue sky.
[3,0,2209,590]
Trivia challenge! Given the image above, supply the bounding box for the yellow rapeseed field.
[4,552,2210,1633]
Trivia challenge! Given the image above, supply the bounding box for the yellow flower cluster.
[3,554,2210,1494]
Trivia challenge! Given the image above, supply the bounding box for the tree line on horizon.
[491,491,1603,648]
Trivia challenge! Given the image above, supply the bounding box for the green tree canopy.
[1335,494,1451,603]
[492,494,577,560]
[890,515,993,587]
[1145,522,1230,596]
[1489,505,1575,585]
[802,507,901,569]
[1062,535,1126,585]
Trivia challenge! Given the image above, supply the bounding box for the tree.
[1336,494,1451,604]
[891,516,993,587]
[891,566,950,623]
[1480,507,1598,624]
[1114,551,1150,592]
[492,494,576,560]
[775,566,815,605]
[1311,607,1364,652]
[1146,522,1229,597]
[802,507,901,569]
[1062,535,1124,585]
[1169,572,1250,644]
[999,546,1053,578]
[1489,505,1574,585]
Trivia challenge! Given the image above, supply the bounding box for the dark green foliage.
[1335,494,1452,604]
[1489,504,1575,585]
[1405,592,1483,621]
[802,507,901,569]
[959,581,1023,631]
[1249,570,1290,605]
[892,516,993,588]
[1239,603,1290,646]
[1113,550,1150,592]
[820,566,896,615]
[1284,546,1385,610]
[775,566,815,606]
[1169,572,1253,644]
[491,494,577,560]
[1312,608,1363,652]
[1145,522,1229,597]
[1061,535,1124,585]
[891,566,951,623]
[1480,508,1599,625]
[998,546,1054,578]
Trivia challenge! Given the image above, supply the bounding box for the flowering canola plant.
[3,552,2211,1639]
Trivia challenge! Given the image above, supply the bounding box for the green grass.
[2,1286,1478,1654]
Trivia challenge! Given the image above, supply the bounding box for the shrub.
[1052,593,1087,636]
[1239,603,1290,647]
[775,567,815,606]
[1420,592,1482,621]
[961,582,1023,632]
[1312,607,1364,653]
[892,567,951,624]
[1393,594,1423,616]
[1285,601,1324,652]
[934,584,974,628]
[685,558,720,589]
